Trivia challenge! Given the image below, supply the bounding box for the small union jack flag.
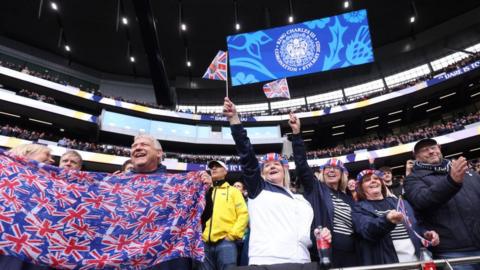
[0,150,207,269]
[202,50,228,81]
[263,78,290,99]
[396,197,432,247]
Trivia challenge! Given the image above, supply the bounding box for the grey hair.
[133,134,162,150]
[61,150,83,165]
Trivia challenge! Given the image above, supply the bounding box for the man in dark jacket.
[404,138,480,270]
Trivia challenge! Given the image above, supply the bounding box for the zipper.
[208,187,218,243]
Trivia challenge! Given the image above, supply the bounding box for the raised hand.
[405,159,414,176]
[223,97,240,124]
[199,171,212,186]
[449,156,468,183]
[288,112,301,134]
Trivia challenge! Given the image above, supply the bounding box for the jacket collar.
[213,180,229,188]
[132,164,167,174]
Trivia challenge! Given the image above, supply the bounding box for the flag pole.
[225,51,229,97]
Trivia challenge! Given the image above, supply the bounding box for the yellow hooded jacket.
[202,181,249,243]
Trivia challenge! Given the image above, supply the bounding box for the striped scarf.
[414,159,451,174]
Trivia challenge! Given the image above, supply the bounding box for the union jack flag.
[0,150,207,269]
[263,78,290,99]
[396,197,432,247]
[202,50,228,81]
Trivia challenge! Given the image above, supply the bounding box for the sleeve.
[352,204,396,242]
[404,173,462,211]
[230,124,264,198]
[291,134,317,194]
[228,189,249,240]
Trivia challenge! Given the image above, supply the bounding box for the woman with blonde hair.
[7,143,54,164]
[224,97,330,265]
[1,143,54,269]
[289,112,359,267]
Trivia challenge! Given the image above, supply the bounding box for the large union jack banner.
[0,150,207,269]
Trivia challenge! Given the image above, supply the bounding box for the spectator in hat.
[199,160,248,270]
[404,138,480,270]
[224,97,326,265]
[353,169,439,266]
[289,112,358,267]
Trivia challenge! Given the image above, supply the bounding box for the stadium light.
[332,124,345,129]
[343,1,350,9]
[235,23,241,31]
[288,15,294,23]
[122,17,128,25]
[426,105,441,112]
[64,45,71,52]
[180,23,187,31]
[410,16,416,23]
[50,2,58,11]
[186,61,191,67]
[130,56,135,63]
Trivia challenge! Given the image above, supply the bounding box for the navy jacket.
[291,134,359,267]
[352,197,424,265]
[404,164,480,253]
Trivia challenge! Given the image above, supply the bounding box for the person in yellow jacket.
[200,160,249,270]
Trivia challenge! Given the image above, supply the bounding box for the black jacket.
[352,197,424,265]
[291,134,359,267]
[404,164,480,253]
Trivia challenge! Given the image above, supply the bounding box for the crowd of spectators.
[1,109,480,164]
[303,110,480,159]
[57,137,131,157]
[0,124,51,142]
[2,52,479,117]
[166,152,240,165]
[0,59,97,92]
[17,89,56,104]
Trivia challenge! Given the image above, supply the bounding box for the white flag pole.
[225,51,229,97]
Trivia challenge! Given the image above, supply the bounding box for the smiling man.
[131,134,165,173]
[130,134,212,270]
[405,138,480,270]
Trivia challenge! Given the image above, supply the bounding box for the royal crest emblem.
[275,28,320,72]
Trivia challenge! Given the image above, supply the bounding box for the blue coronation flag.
[227,9,374,86]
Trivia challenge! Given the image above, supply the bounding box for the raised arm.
[224,97,264,198]
[289,112,317,194]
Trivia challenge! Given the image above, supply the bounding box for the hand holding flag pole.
[396,197,439,247]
